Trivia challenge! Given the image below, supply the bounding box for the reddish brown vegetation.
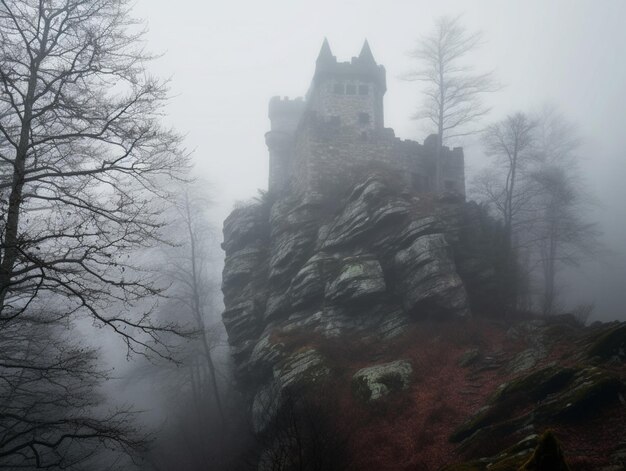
[275,318,625,471]
[277,319,507,470]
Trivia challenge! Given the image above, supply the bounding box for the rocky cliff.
[222,178,497,383]
[221,177,626,470]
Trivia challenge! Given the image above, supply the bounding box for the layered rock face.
[221,177,626,470]
[221,178,498,423]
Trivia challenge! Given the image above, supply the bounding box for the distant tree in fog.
[528,109,599,314]
[473,108,599,314]
[405,15,498,192]
[166,187,225,424]
[0,0,188,467]
[480,113,537,256]
[133,183,251,471]
[474,112,537,311]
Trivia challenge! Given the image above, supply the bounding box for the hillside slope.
[221,177,626,470]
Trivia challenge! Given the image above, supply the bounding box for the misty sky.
[132,0,626,320]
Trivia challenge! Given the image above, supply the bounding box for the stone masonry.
[264,39,466,199]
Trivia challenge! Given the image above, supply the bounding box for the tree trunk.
[0,63,39,312]
[184,197,226,426]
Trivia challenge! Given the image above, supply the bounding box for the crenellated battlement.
[264,40,466,199]
[268,96,305,114]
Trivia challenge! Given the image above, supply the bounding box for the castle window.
[346,84,357,95]
[333,83,344,94]
[360,131,368,141]
[358,112,370,125]
[358,85,369,95]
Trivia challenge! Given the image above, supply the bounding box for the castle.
[265,39,466,198]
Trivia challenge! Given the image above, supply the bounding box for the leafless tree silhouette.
[0,314,145,468]
[473,109,599,314]
[406,15,497,192]
[0,0,188,467]
[0,0,189,355]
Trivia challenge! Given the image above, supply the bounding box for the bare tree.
[132,183,246,471]
[529,109,599,314]
[255,385,352,471]
[473,109,599,314]
[168,187,225,424]
[531,167,596,314]
[0,0,188,355]
[0,314,145,469]
[0,1,189,468]
[405,15,497,192]
[473,112,537,310]
[481,113,537,253]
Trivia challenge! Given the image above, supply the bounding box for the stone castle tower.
[265,39,465,199]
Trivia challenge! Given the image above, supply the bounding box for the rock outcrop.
[222,178,500,389]
[220,177,625,471]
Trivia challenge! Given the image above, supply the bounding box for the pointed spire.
[358,39,376,64]
[316,37,334,65]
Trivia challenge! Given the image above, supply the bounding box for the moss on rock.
[352,359,412,401]
[587,324,626,362]
[449,405,496,443]
[519,430,570,470]
[491,365,576,404]
[536,367,622,421]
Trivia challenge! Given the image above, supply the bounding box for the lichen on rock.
[326,255,386,304]
[352,359,413,401]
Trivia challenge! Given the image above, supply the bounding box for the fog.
[128,0,625,321]
[2,1,625,469]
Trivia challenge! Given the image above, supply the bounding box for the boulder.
[450,364,623,448]
[491,365,576,404]
[507,346,547,374]
[352,359,413,401]
[586,323,626,362]
[535,367,623,421]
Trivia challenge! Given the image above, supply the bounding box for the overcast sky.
[132,0,626,320]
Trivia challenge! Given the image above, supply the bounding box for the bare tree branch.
[405,15,498,192]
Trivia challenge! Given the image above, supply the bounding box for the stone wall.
[266,97,305,194]
[286,112,465,200]
[265,58,465,198]
[307,77,384,130]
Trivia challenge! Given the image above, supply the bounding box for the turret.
[265,97,305,194]
[307,39,386,130]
